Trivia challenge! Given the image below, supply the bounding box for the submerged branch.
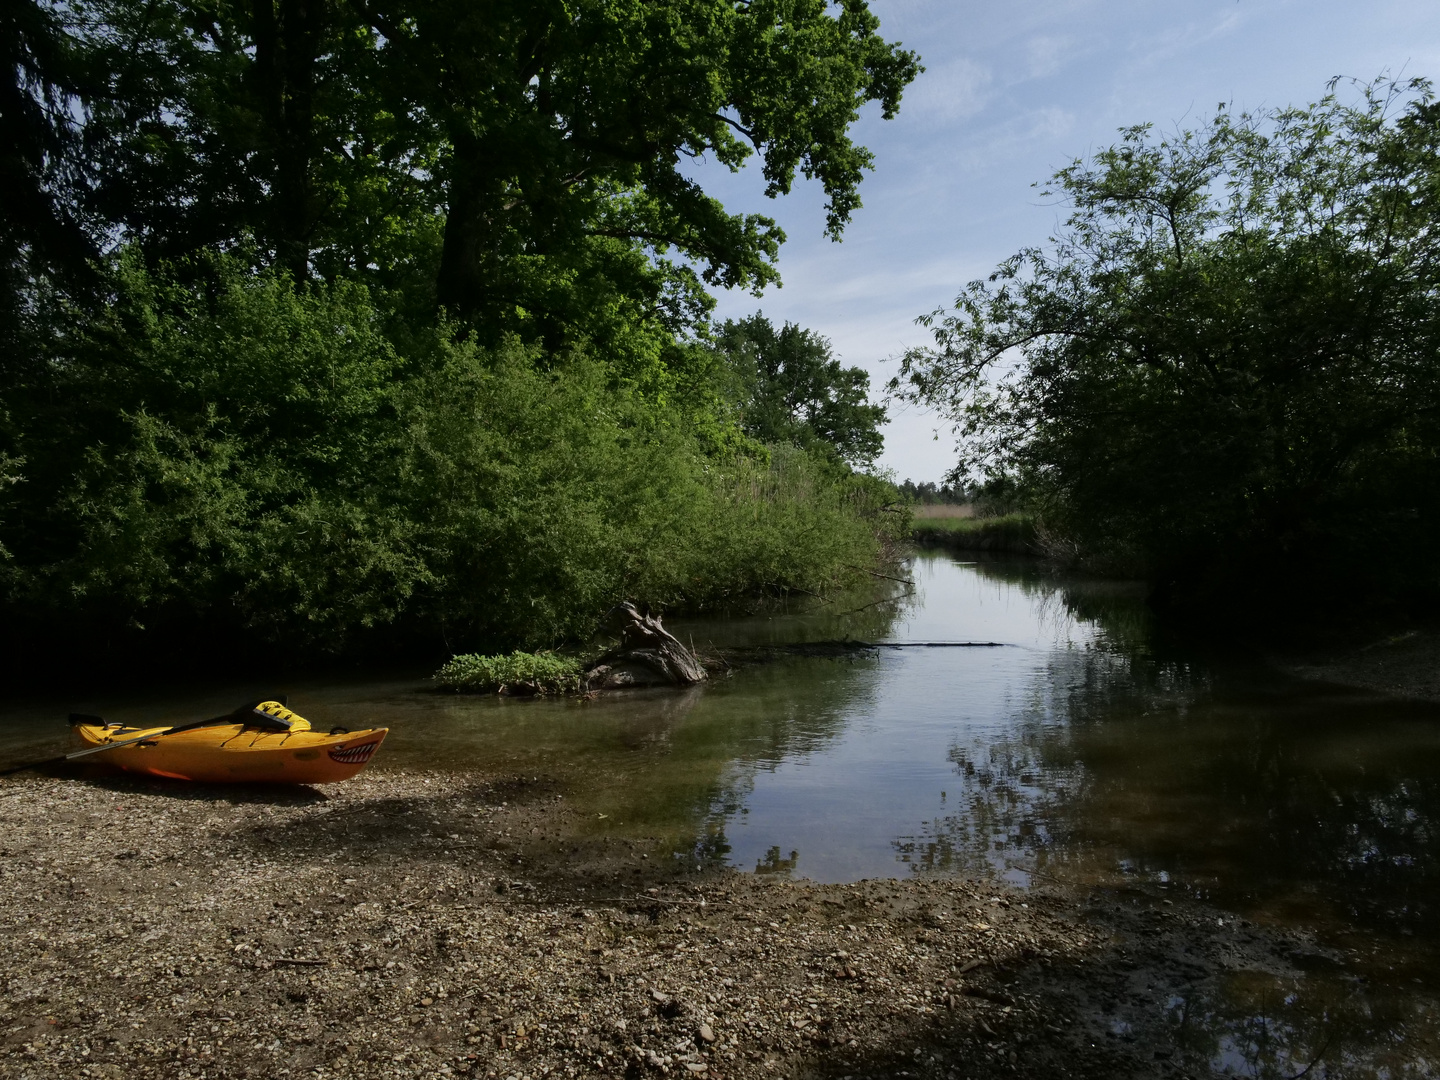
[844,563,916,585]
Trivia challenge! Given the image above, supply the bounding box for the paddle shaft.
[0,700,290,777]
[0,753,78,777]
[0,721,219,777]
[64,730,179,759]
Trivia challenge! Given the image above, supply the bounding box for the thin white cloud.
[1127,8,1248,71]
[1021,33,1093,80]
[939,106,1077,175]
[900,57,993,125]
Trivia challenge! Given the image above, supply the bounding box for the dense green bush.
[398,338,891,646]
[0,255,894,658]
[434,652,584,694]
[1,253,425,641]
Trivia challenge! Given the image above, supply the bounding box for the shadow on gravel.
[58,771,332,806]
[789,883,1398,1080]
[7,767,1407,1080]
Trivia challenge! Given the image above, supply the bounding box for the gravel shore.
[1279,628,1440,702]
[0,769,1377,1080]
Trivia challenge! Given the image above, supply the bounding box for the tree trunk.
[584,602,708,690]
[436,127,492,317]
[250,0,322,281]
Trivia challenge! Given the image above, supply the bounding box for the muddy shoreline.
[0,768,1391,1080]
[1276,628,1440,703]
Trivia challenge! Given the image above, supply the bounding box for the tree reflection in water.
[754,846,801,875]
[888,557,1440,1079]
[893,559,1440,938]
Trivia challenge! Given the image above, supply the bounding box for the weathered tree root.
[583,602,708,690]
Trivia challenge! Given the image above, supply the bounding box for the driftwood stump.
[584,602,707,690]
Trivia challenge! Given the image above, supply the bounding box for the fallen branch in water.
[833,590,914,617]
[702,638,1019,672]
[861,640,1015,648]
[585,602,708,689]
[844,563,916,585]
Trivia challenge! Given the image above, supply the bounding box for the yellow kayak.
[72,700,387,784]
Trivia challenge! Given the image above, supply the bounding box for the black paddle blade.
[68,713,104,727]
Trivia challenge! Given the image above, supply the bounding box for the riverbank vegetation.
[910,513,1038,554]
[713,314,888,469]
[0,0,918,668]
[894,78,1440,621]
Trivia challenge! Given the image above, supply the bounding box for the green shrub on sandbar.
[435,652,585,695]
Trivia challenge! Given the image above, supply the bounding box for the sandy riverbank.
[0,769,1368,1080]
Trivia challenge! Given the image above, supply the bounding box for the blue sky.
[683,0,1440,483]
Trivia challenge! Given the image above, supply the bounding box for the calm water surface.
[4,551,1438,1075]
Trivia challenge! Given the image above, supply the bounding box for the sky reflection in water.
[706,554,1113,883]
[694,554,1440,1078]
[698,555,1440,949]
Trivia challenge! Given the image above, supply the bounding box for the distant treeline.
[895,79,1440,622]
[897,480,970,506]
[0,1,918,667]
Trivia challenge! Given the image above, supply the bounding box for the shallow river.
[4,550,1438,1075]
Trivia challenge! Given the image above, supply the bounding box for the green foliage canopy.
[62,0,918,365]
[716,313,886,468]
[1,0,98,356]
[893,79,1440,606]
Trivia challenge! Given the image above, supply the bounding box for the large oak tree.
[69,0,918,358]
